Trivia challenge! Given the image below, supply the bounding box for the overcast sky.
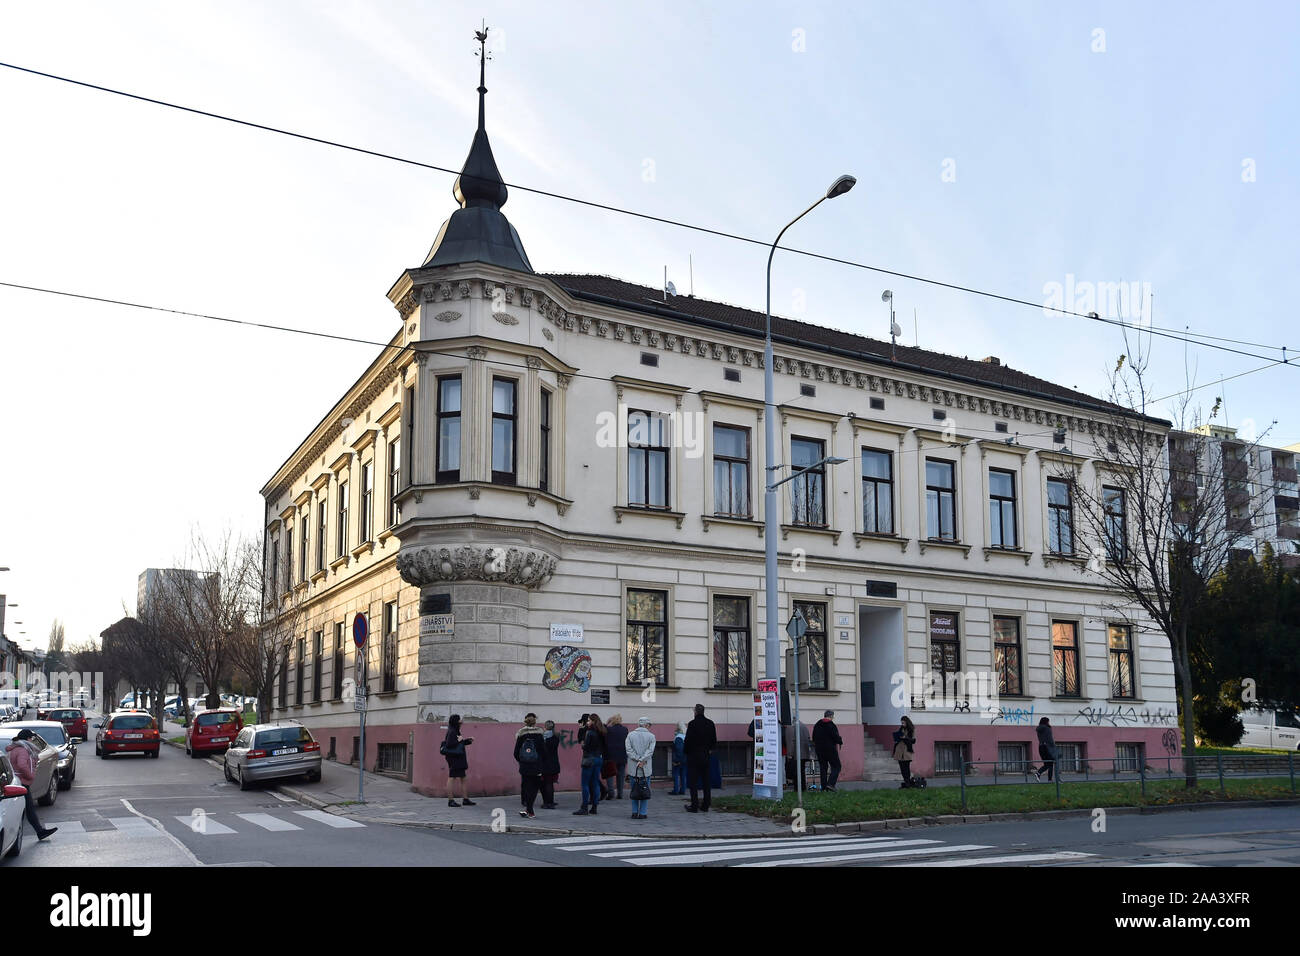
[1,1,1296,650]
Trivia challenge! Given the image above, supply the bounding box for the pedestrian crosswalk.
[528,833,1192,867]
[43,809,368,841]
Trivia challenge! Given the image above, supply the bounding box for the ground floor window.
[997,741,1029,773]
[376,742,408,774]
[933,741,970,775]
[1115,742,1144,772]
[1056,742,1084,773]
[626,588,668,686]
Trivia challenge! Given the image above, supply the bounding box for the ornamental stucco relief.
[397,544,557,590]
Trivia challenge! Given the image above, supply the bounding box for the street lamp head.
[825,174,856,199]
[826,456,848,466]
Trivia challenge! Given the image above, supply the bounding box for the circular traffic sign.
[353,613,368,648]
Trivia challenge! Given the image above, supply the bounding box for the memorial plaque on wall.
[420,593,451,615]
[865,580,897,598]
[590,688,610,705]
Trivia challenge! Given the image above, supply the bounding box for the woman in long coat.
[443,714,476,807]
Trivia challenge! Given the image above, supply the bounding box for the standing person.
[514,713,546,818]
[812,709,844,792]
[683,704,717,813]
[669,722,687,794]
[783,721,812,790]
[540,719,561,809]
[1034,717,1058,782]
[4,729,57,840]
[892,716,916,788]
[442,714,476,807]
[574,713,606,815]
[604,714,629,799]
[625,717,657,820]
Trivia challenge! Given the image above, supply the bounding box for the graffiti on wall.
[989,704,1035,725]
[542,645,592,693]
[1072,705,1176,727]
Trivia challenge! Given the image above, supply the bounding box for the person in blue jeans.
[574,714,606,815]
[625,717,657,819]
[670,722,687,794]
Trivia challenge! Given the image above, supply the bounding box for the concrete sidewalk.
[274,756,791,838]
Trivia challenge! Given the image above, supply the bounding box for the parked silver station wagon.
[222,721,322,790]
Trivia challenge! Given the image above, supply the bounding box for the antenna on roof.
[689,255,694,297]
[882,290,899,362]
[913,308,919,348]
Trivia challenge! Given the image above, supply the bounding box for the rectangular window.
[332,622,344,700]
[628,411,670,509]
[1108,624,1135,699]
[993,616,1022,696]
[539,390,551,493]
[387,439,401,528]
[277,650,288,710]
[928,611,960,703]
[359,461,373,543]
[436,376,461,483]
[1115,742,1143,773]
[1052,620,1081,697]
[295,638,305,705]
[269,539,279,600]
[1103,486,1127,563]
[299,513,309,582]
[405,384,417,485]
[989,468,1017,548]
[1056,742,1084,773]
[626,588,668,686]
[997,741,1030,773]
[861,448,894,534]
[793,600,828,690]
[312,630,323,703]
[926,459,957,540]
[1047,478,1073,554]
[933,741,970,775]
[491,377,517,485]
[284,529,293,591]
[712,424,751,518]
[791,437,827,527]
[316,497,327,572]
[712,595,751,688]
[382,601,398,693]
[336,480,349,557]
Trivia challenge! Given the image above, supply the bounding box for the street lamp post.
[761,175,855,801]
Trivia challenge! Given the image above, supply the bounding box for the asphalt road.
[9,715,1300,868]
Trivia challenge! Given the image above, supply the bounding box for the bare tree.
[99,617,169,723]
[1055,346,1276,787]
[232,538,306,724]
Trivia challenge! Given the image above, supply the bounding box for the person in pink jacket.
[5,729,57,840]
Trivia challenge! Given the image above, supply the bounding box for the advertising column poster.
[752,678,782,799]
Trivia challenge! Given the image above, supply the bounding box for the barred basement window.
[1056,742,1083,773]
[376,742,408,774]
[933,741,970,775]
[1115,742,1143,773]
[997,741,1029,773]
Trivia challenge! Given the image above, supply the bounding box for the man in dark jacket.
[513,713,546,818]
[683,703,717,812]
[812,709,843,791]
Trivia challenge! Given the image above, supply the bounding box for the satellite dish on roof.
[891,321,903,338]
[666,281,677,296]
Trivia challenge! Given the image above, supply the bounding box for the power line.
[0,60,1292,369]
[1,278,1286,450]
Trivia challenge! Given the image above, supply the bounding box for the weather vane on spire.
[473,21,491,128]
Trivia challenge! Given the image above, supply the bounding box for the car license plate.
[272,748,299,756]
[212,737,229,743]
[125,733,143,739]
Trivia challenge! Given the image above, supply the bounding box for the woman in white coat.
[625,717,657,820]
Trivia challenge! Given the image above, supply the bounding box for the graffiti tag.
[990,705,1035,725]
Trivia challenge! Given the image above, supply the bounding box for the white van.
[1238,708,1300,750]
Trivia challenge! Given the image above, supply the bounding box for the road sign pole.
[353,612,369,804]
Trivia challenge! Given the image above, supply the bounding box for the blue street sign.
[353,613,368,648]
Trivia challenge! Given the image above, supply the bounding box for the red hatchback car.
[186,709,243,758]
[49,708,88,741]
[95,711,161,758]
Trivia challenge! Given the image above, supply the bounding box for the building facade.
[260,58,1180,795]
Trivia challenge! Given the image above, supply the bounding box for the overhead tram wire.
[0,61,1292,368]
[0,279,1287,454]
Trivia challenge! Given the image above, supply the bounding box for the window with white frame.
[712,424,751,517]
[628,411,670,509]
[1047,478,1073,554]
[926,459,957,541]
[359,461,373,543]
[387,439,401,528]
[436,376,461,484]
[861,448,893,534]
[988,468,1017,549]
[491,377,517,485]
[1108,624,1135,699]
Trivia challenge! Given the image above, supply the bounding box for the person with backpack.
[812,709,844,791]
[625,717,656,819]
[1034,716,1058,782]
[514,713,546,818]
[573,713,606,815]
[603,713,629,799]
[540,719,561,809]
[669,722,687,794]
[442,714,476,807]
[4,729,56,841]
[892,716,916,787]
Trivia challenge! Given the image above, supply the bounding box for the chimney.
[981,356,1001,366]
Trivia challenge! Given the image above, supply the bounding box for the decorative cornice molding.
[434,310,462,324]
[396,544,557,590]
